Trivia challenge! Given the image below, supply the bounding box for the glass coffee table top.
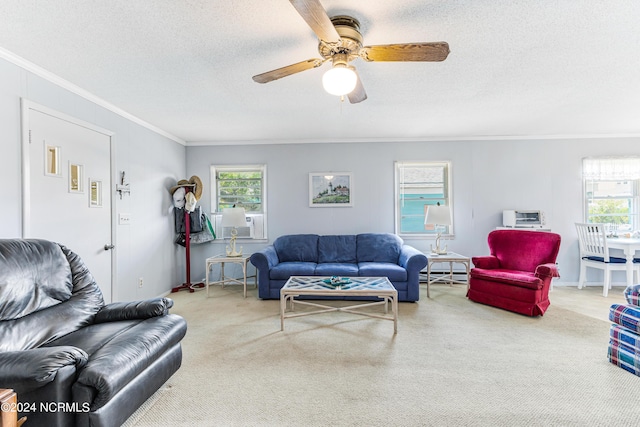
[282,276,395,292]
[280,276,398,333]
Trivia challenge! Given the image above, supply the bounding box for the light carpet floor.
[123,284,639,427]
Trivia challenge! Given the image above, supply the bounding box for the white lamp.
[222,207,246,257]
[424,203,452,255]
[322,53,357,96]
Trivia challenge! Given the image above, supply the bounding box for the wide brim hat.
[188,175,203,200]
[169,179,190,195]
[169,176,203,201]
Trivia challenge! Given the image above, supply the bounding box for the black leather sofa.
[0,239,187,427]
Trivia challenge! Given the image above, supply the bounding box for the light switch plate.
[119,213,131,225]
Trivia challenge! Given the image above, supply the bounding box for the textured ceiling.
[1,0,639,144]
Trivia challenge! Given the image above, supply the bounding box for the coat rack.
[116,171,130,199]
[171,185,204,293]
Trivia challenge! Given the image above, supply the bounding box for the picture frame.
[89,179,103,208]
[44,144,61,177]
[309,172,353,207]
[68,162,84,193]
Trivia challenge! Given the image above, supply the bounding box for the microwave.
[503,210,546,228]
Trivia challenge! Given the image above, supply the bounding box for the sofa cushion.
[0,239,74,321]
[315,263,359,276]
[0,240,104,352]
[470,268,542,290]
[610,304,640,334]
[273,234,319,262]
[358,262,407,281]
[356,233,402,263]
[270,262,317,280]
[318,235,357,263]
[43,321,142,357]
[70,315,187,409]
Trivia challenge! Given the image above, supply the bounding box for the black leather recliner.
[0,239,187,427]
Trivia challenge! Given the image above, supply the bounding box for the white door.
[23,102,114,303]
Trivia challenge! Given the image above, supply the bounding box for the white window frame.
[210,164,267,240]
[582,157,640,232]
[394,161,453,239]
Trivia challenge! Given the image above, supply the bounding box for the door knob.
[104,244,115,251]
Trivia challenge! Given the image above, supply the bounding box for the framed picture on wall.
[309,172,353,207]
[89,179,102,207]
[44,144,61,177]
[68,162,84,193]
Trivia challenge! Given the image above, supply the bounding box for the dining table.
[606,236,640,287]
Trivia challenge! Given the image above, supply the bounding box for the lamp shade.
[425,204,452,226]
[322,66,357,96]
[221,207,246,228]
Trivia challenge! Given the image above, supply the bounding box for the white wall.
[0,56,186,301]
[186,137,640,287]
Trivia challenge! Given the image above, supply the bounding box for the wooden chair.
[575,223,638,297]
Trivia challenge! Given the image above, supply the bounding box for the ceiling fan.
[252,0,450,104]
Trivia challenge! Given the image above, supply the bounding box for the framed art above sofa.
[309,172,353,207]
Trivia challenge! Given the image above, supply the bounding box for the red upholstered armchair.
[468,230,561,316]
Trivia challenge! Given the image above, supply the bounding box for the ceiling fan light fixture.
[252,3,449,103]
[322,64,357,96]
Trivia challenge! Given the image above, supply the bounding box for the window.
[583,157,640,232]
[210,164,267,239]
[395,161,453,237]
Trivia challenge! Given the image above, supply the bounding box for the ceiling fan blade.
[289,0,340,43]
[348,70,367,104]
[361,42,450,62]
[252,58,324,84]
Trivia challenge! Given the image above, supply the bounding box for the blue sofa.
[249,233,427,302]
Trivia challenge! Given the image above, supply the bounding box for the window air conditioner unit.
[214,214,264,240]
[221,216,254,239]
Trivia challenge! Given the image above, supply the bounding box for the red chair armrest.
[472,255,500,269]
[535,263,560,279]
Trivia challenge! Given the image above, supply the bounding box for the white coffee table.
[280,276,398,333]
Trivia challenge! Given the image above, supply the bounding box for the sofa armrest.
[472,255,500,269]
[624,284,640,306]
[535,263,560,279]
[250,246,279,270]
[0,346,88,393]
[250,246,280,299]
[399,245,428,271]
[94,297,174,323]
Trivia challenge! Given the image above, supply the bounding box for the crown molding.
[186,133,640,147]
[0,47,185,146]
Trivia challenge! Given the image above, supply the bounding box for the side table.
[0,389,27,427]
[421,252,471,298]
[205,254,256,298]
